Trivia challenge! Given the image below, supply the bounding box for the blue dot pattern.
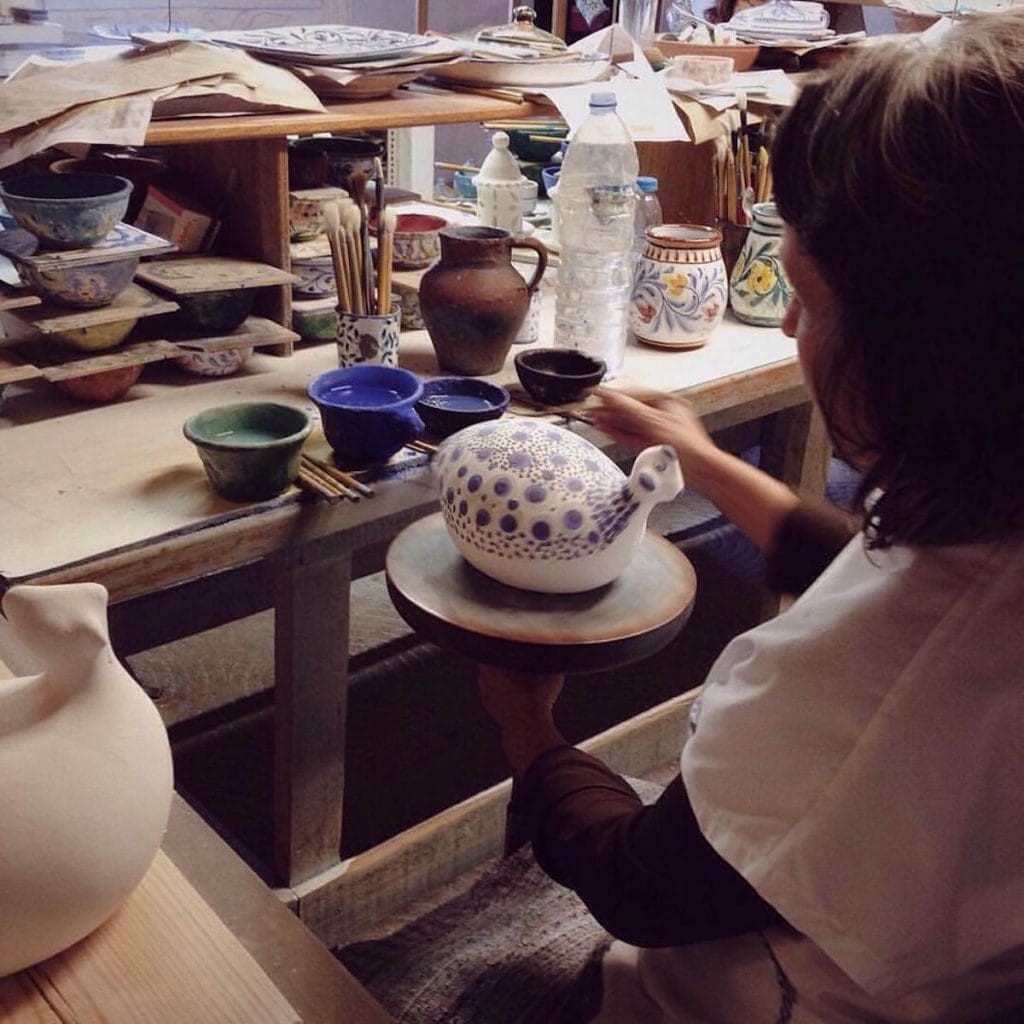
[436,421,677,566]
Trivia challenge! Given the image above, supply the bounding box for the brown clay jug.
[419,226,548,376]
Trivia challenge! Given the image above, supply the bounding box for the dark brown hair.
[773,11,1024,548]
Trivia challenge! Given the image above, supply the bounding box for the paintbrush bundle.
[715,107,775,228]
[324,156,396,319]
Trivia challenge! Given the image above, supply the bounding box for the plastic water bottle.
[634,175,663,265]
[553,91,638,379]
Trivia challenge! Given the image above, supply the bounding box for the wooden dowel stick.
[297,468,342,503]
[299,458,358,500]
[302,454,374,497]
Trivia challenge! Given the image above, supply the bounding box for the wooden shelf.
[144,89,550,145]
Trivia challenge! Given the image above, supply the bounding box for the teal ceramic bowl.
[183,401,313,502]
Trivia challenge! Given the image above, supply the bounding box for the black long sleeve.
[516,746,784,947]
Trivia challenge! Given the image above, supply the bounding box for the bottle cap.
[475,131,522,183]
[589,91,617,109]
[637,176,659,192]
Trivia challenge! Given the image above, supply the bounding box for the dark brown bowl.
[514,347,606,405]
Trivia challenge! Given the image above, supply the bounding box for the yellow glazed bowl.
[50,317,137,352]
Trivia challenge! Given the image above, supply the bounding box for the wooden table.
[164,796,393,1024]
[0,303,826,944]
[1,794,393,1024]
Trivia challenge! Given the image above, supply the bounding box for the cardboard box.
[134,185,215,254]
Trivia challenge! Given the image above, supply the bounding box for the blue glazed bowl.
[415,376,510,439]
[0,172,131,250]
[453,169,477,200]
[183,401,313,502]
[308,364,424,464]
[540,165,561,197]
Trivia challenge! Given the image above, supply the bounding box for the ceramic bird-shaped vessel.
[0,582,173,976]
[434,418,684,593]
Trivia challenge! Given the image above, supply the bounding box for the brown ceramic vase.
[419,226,548,376]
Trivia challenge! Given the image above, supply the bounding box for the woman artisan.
[479,10,1024,1022]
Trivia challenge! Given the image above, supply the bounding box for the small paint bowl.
[50,316,137,352]
[52,363,143,404]
[183,401,313,502]
[0,172,131,249]
[175,287,256,333]
[391,213,447,270]
[19,254,138,308]
[415,376,510,439]
[514,347,606,405]
[540,165,561,198]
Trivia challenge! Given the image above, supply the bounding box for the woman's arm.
[588,387,803,556]
[478,668,783,947]
[518,747,785,947]
[588,387,858,587]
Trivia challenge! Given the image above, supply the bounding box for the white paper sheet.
[539,76,689,142]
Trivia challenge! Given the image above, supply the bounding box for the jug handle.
[398,404,425,443]
[511,237,548,294]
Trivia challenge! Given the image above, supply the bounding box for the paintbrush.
[348,169,374,313]
[341,202,365,315]
[377,206,396,316]
[323,201,352,313]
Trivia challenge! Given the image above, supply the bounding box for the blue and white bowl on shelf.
[630,223,727,350]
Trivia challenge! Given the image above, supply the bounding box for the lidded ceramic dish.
[434,418,684,593]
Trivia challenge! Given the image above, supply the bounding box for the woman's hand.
[587,387,720,487]
[478,665,566,775]
[588,385,801,555]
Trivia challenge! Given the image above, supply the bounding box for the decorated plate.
[208,25,438,65]
[425,54,611,89]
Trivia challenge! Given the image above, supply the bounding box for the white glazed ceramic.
[434,419,684,593]
[336,303,400,367]
[474,132,525,235]
[729,201,793,327]
[0,582,173,976]
[631,223,727,349]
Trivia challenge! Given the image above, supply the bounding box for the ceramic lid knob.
[475,132,522,184]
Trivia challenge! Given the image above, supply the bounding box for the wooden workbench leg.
[272,552,352,888]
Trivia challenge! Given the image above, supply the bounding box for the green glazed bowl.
[183,401,312,502]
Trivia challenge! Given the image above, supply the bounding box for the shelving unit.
[144,90,550,332]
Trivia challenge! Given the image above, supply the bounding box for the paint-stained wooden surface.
[0,308,803,591]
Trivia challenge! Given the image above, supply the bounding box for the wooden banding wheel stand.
[386,512,697,675]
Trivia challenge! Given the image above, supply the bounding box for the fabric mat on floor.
[335,779,663,1024]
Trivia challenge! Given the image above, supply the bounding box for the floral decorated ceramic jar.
[434,418,684,593]
[728,201,793,326]
[630,223,727,349]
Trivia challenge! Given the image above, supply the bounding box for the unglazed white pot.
[0,582,173,977]
[434,419,684,593]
